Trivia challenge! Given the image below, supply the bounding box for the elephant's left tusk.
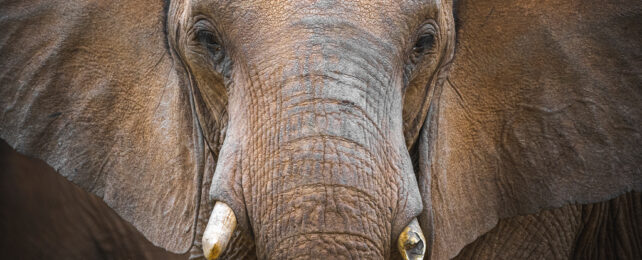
[398,218,426,260]
[202,201,237,260]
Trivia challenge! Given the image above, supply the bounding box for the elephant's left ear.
[0,0,204,253]
[415,1,642,259]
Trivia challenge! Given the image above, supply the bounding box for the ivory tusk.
[398,218,426,260]
[202,201,237,260]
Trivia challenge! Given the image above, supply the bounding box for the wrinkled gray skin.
[1,0,641,259]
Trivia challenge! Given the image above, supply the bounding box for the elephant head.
[1,0,640,259]
[167,1,457,258]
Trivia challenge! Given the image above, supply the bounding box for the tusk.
[398,218,426,260]
[202,201,237,260]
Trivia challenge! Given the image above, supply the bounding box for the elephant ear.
[417,0,642,259]
[0,0,205,253]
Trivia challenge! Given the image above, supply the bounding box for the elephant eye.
[413,33,435,54]
[404,23,438,87]
[197,30,222,54]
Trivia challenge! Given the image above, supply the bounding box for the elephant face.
[167,0,454,258]
[1,0,640,259]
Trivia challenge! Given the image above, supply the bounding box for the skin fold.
[0,0,640,259]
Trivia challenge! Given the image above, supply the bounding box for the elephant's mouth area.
[269,232,384,259]
[250,183,391,254]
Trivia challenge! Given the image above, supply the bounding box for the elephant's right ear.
[0,0,204,253]
[415,1,642,259]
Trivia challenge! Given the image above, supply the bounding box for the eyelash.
[403,23,438,87]
[413,33,435,54]
[197,30,222,54]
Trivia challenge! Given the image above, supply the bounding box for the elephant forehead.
[192,0,441,48]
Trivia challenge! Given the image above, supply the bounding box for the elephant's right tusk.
[202,201,237,260]
[398,218,426,260]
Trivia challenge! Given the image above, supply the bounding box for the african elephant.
[0,0,640,259]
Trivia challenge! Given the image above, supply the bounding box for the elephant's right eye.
[413,34,435,54]
[410,23,437,62]
[197,30,222,55]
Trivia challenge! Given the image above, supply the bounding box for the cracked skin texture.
[0,0,641,259]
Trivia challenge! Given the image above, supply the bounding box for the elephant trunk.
[250,86,396,258]
[207,29,423,258]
